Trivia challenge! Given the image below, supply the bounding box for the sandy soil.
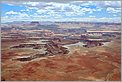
[1,38,121,81]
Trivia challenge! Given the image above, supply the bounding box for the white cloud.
[5,11,29,22]
[3,1,121,15]
[107,7,121,13]
[37,9,47,13]
[2,1,121,8]
[20,9,31,12]
[70,1,121,9]
[26,9,30,11]
[19,13,29,17]
[94,1,121,8]
[6,10,29,17]
[36,3,86,17]
[20,9,30,12]
[2,1,121,23]
[23,2,40,7]
[113,14,117,17]
[20,10,25,12]
[70,1,92,6]
[7,3,14,6]
[89,16,96,18]
[78,8,96,14]
[6,11,19,15]
[105,1,121,8]
[2,0,83,4]
[81,8,93,12]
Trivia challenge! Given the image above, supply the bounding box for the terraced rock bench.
[13,53,48,62]
[12,41,69,62]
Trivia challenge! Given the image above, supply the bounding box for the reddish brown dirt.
[1,39,121,81]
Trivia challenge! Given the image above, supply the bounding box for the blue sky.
[1,1,121,23]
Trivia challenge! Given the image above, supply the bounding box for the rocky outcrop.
[12,41,69,61]
[14,53,48,62]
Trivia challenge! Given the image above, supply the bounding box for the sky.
[1,0,121,23]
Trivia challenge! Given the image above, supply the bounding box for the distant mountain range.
[1,21,121,32]
[2,21,121,25]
